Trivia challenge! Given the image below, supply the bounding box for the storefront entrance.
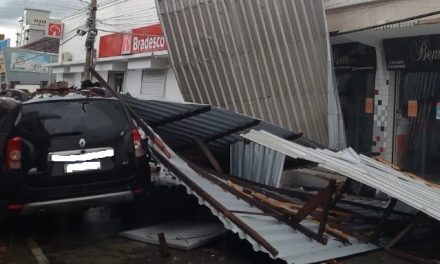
[385,34,440,181]
[333,43,376,154]
[108,71,125,93]
[394,71,440,180]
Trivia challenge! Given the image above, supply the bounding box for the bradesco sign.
[123,24,166,54]
[132,35,166,53]
[99,24,167,58]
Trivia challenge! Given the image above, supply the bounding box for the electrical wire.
[21,27,82,62]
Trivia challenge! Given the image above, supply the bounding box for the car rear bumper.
[21,191,134,216]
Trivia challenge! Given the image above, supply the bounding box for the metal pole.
[84,0,97,80]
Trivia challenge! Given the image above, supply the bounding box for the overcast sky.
[0,0,87,45]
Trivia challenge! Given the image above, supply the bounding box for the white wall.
[326,0,440,32]
[164,68,183,102]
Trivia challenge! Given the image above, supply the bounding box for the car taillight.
[6,137,22,170]
[131,128,145,158]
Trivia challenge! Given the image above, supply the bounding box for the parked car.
[0,88,150,218]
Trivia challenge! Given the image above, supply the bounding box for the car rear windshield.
[19,99,130,138]
[0,100,19,134]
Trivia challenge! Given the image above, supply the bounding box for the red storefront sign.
[48,23,62,38]
[98,24,167,58]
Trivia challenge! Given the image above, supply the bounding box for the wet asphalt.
[0,186,412,264]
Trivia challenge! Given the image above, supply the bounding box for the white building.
[51,0,183,102]
[16,8,62,47]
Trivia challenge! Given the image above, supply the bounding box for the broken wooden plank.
[158,233,170,258]
[386,212,424,250]
[194,139,223,172]
[318,181,337,237]
[188,163,329,245]
[388,248,439,264]
[227,180,351,244]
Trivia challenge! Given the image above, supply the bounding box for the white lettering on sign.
[132,35,166,53]
[411,40,440,62]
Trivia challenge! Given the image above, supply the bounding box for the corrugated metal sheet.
[121,95,321,159]
[242,129,440,222]
[161,146,378,264]
[156,0,330,146]
[230,141,285,187]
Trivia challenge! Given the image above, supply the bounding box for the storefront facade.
[49,0,183,102]
[1,47,57,91]
[330,23,440,181]
[51,23,182,101]
[94,24,182,101]
[332,42,376,154]
[326,0,440,181]
[384,35,440,180]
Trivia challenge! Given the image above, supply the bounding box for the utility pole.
[84,0,97,80]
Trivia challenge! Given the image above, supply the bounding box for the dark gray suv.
[0,89,150,217]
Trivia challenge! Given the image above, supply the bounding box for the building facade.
[326,0,440,181]
[51,0,182,101]
[16,9,62,47]
[1,47,57,91]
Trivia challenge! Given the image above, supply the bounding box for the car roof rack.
[32,81,114,98]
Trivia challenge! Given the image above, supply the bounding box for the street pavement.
[0,186,412,264]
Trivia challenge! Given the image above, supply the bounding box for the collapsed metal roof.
[242,129,440,222]
[121,95,321,158]
[156,0,332,146]
[120,94,379,264]
[156,147,378,264]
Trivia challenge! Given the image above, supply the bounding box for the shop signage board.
[99,24,167,58]
[10,51,51,73]
[332,42,376,71]
[48,23,63,38]
[131,25,166,54]
[384,34,440,71]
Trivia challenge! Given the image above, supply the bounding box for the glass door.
[395,71,440,181]
[336,70,376,154]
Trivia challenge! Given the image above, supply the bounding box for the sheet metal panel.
[163,146,377,264]
[157,0,330,146]
[242,129,440,222]
[230,141,285,187]
[122,95,301,156]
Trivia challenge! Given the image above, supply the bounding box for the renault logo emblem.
[79,138,86,148]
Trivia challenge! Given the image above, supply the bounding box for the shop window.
[395,71,440,181]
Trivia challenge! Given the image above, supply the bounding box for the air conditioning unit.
[62,52,73,62]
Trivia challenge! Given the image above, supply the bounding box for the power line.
[20,33,79,62]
